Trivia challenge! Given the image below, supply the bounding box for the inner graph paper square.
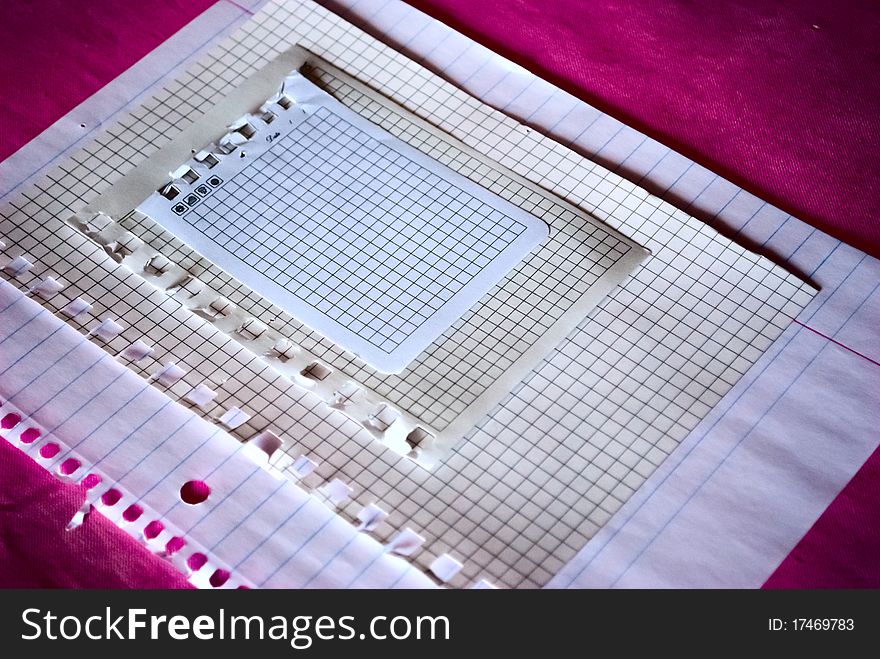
[139,80,548,374]
[129,64,643,451]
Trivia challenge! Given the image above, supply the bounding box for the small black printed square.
[207,175,223,187]
[184,193,200,207]
[171,202,187,215]
[195,184,211,197]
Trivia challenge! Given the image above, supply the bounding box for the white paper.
[138,72,548,374]
[322,0,879,590]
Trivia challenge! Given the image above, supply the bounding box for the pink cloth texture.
[0,0,217,162]
[407,0,880,259]
[764,442,880,588]
[0,439,191,588]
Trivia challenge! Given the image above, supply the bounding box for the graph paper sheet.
[0,0,819,589]
[87,49,645,466]
[138,71,550,374]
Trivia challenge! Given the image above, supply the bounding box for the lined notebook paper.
[0,280,434,589]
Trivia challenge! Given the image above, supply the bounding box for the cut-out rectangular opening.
[301,361,332,381]
[200,153,220,168]
[160,184,179,200]
[237,122,257,139]
[249,430,282,459]
[406,427,434,450]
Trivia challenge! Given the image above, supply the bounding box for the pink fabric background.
[0,0,877,588]
[764,442,880,588]
[0,440,191,588]
[0,0,217,588]
[0,0,217,162]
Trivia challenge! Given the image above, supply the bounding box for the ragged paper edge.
[0,239,495,590]
[0,399,252,590]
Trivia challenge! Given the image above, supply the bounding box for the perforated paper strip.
[0,280,436,589]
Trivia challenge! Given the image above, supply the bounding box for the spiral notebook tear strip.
[0,279,437,589]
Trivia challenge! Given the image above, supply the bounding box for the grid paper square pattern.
[131,63,642,438]
[182,105,539,365]
[0,0,815,589]
[131,67,636,436]
[293,72,633,430]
